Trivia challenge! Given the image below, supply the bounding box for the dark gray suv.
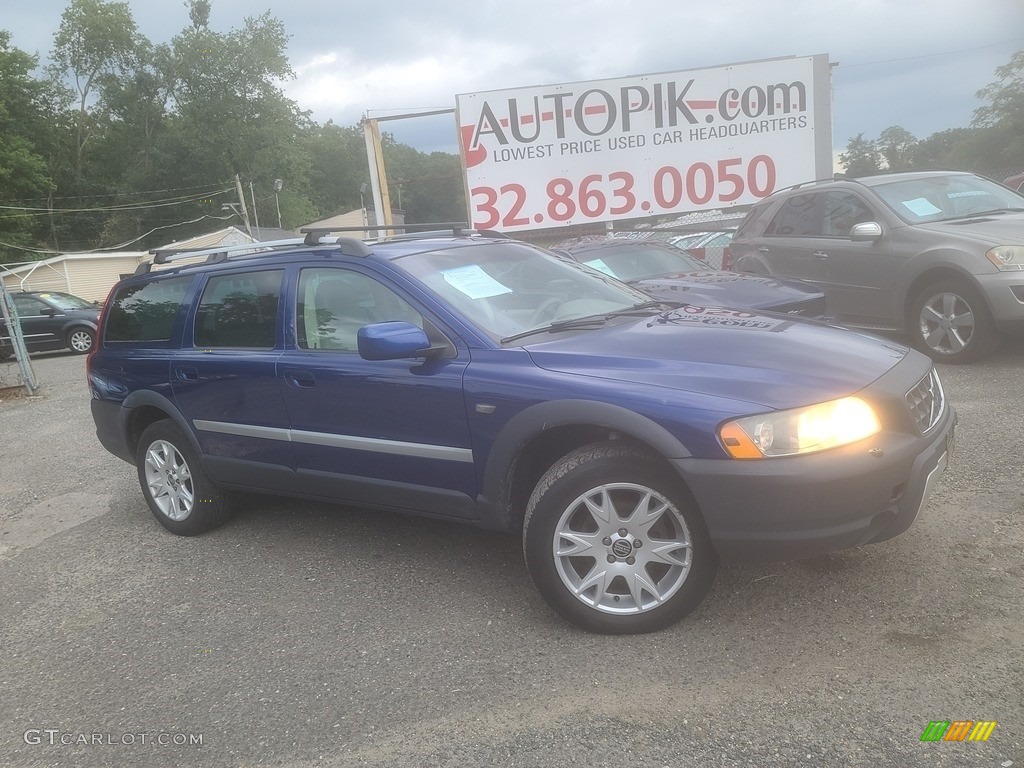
[731,171,1024,362]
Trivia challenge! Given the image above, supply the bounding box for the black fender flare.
[478,399,693,530]
[119,389,202,457]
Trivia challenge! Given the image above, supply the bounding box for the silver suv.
[731,171,1024,362]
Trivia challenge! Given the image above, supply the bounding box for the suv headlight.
[719,397,881,459]
[986,245,1024,271]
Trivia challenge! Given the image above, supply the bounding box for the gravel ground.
[0,347,1021,768]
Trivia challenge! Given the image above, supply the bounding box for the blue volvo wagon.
[87,229,955,633]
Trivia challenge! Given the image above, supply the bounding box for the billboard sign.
[456,55,833,232]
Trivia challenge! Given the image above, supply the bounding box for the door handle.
[286,370,316,388]
[175,366,198,381]
[757,247,771,254]
[813,251,830,260]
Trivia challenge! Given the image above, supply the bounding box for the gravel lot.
[0,346,1021,768]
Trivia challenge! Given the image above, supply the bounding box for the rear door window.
[194,270,283,349]
[764,193,824,237]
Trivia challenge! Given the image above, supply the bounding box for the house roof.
[153,226,256,251]
[301,210,368,232]
[0,250,149,276]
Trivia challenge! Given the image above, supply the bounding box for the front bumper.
[674,360,956,564]
[976,273,1024,335]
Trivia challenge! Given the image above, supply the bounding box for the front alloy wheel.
[912,280,996,363]
[552,482,693,614]
[524,442,717,634]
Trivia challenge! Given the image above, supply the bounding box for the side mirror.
[357,321,431,361]
[850,221,883,242]
[40,307,58,316]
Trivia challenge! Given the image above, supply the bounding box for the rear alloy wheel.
[523,442,717,634]
[135,420,233,535]
[911,280,997,363]
[67,326,95,354]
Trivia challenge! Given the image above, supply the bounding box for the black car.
[1,290,100,357]
[551,238,828,317]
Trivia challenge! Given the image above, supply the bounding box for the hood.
[914,212,1024,244]
[631,270,822,310]
[525,310,908,411]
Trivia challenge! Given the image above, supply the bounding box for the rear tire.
[523,442,718,634]
[135,420,233,536]
[910,280,997,363]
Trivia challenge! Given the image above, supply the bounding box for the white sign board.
[456,55,833,232]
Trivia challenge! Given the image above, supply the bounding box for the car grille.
[770,296,828,318]
[906,368,945,434]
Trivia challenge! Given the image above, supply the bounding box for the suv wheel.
[135,420,233,535]
[911,280,997,363]
[67,326,95,354]
[523,442,717,634]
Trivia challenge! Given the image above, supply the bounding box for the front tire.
[523,442,718,634]
[910,280,997,363]
[67,326,95,354]
[135,420,233,536]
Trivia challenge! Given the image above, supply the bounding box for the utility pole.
[362,118,393,229]
[234,174,252,237]
[249,181,261,240]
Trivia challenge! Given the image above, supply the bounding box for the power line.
[839,37,1024,69]
[0,213,237,255]
[0,188,234,218]
[11,182,241,204]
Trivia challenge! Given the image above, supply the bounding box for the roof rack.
[134,224,512,276]
[136,234,372,275]
[761,174,868,198]
[299,223,510,241]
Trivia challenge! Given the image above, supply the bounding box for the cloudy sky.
[6,0,1024,157]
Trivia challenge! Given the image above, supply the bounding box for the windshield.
[870,174,1024,223]
[391,241,652,341]
[38,292,95,310]
[574,243,706,281]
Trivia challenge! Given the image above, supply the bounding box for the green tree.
[382,136,465,224]
[973,49,1024,170]
[909,127,971,169]
[0,32,56,258]
[878,126,917,172]
[49,0,142,179]
[302,121,368,220]
[155,10,315,237]
[187,0,212,30]
[838,133,882,176]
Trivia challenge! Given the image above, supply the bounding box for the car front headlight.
[986,245,1024,271]
[719,397,881,459]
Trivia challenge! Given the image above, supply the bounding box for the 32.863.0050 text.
[470,155,777,229]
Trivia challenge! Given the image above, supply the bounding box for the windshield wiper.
[499,301,678,344]
[947,207,1024,220]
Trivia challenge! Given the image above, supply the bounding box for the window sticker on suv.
[441,264,512,299]
[903,198,942,217]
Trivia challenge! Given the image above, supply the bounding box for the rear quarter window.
[105,275,193,342]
